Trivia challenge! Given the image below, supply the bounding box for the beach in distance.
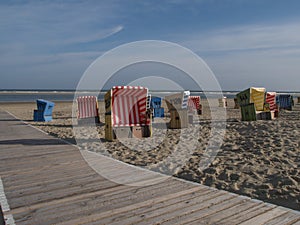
[1,97,299,211]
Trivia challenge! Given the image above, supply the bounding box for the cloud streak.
[183,22,300,54]
[0,1,123,52]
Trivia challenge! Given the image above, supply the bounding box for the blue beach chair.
[276,95,293,110]
[33,99,55,122]
[150,97,164,118]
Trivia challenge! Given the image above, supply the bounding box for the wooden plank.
[80,150,170,186]
[7,183,128,216]
[13,180,195,224]
[7,178,115,209]
[187,198,262,225]
[264,211,300,225]
[106,192,233,225]
[2,163,96,185]
[239,207,290,225]
[4,174,108,199]
[136,194,242,225]
[99,188,215,225]
[217,203,273,224]
[0,154,83,173]
[57,186,207,225]
[0,164,93,189]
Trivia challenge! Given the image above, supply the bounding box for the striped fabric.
[77,96,99,119]
[266,92,277,111]
[277,95,293,110]
[188,96,200,112]
[182,91,190,109]
[111,86,150,127]
[146,94,151,109]
[250,87,265,111]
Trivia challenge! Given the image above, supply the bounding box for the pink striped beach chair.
[77,96,100,124]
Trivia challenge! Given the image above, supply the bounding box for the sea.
[0,90,299,103]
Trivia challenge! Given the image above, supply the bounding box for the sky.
[1,0,300,91]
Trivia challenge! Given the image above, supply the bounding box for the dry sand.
[1,98,299,211]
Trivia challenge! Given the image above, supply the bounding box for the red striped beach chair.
[77,96,100,124]
[265,92,278,118]
[188,96,202,115]
[266,92,277,111]
[105,86,151,140]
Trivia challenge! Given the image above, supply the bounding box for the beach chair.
[218,97,227,108]
[77,96,100,124]
[151,97,164,118]
[236,87,266,111]
[240,103,257,121]
[104,86,152,141]
[33,99,55,122]
[237,87,268,121]
[151,96,162,109]
[164,91,190,111]
[265,92,279,118]
[277,94,294,110]
[188,96,202,115]
[265,92,277,111]
[165,91,190,128]
[234,98,240,109]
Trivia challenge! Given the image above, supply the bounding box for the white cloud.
[183,22,300,53]
[0,1,123,51]
[176,22,300,91]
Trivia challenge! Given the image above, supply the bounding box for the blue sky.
[1,0,300,91]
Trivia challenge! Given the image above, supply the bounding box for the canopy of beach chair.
[77,96,99,119]
[106,86,150,127]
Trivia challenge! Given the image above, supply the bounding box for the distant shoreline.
[0,90,299,103]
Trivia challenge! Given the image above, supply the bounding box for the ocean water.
[0,90,299,103]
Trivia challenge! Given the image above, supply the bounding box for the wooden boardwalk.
[0,110,299,225]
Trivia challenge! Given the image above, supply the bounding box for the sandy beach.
[1,98,299,211]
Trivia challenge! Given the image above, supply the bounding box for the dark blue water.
[0,91,77,102]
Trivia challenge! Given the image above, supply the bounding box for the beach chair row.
[35,86,296,140]
[236,87,294,121]
[76,87,203,140]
